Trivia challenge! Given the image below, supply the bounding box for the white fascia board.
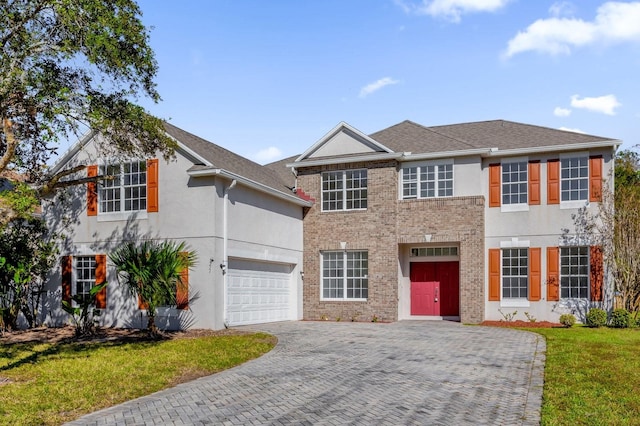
[48,130,96,175]
[187,168,313,207]
[484,140,622,158]
[294,121,394,162]
[401,148,493,161]
[287,152,403,168]
[172,138,213,167]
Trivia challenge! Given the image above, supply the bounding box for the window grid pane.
[322,251,368,300]
[322,170,367,211]
[502,248,528,298]
[346,170,368,210]
[75,256,96,303]
[502,162,528,205]
[561,157,588,202]
[404,163,452,199]
[402,167,417,199]
[99,161,147,213]
[560,247,589,298]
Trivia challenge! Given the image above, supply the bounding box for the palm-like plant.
[110,240,196,335]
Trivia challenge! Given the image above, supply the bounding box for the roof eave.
[484,139,622,157]
[287,152,404,168]
[187,168,312,207]
[48,130,96,175]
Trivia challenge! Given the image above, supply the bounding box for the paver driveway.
[67,321,545,425]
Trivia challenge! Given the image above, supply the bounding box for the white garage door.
[227,259,294,326]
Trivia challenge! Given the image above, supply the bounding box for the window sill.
[500,203,529,213]
[500,299,530,308]
[320,298,368,302]
[320,209,367,213]
[560,200,589,210]
[97,211,148,222]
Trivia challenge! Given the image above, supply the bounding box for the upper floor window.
[100,161,147,213]
[502,161,528,205]
[401,163,453,199]
[321,170,367,211]
[560,157,588,202]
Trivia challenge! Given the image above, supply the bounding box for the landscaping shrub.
[559,313,576,328]
[610,308,631,328]
[585,308,607,328]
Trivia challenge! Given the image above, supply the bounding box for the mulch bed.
[480,320,564,328]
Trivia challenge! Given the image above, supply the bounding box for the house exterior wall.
[483,147,616,322]
[43,136,304,330]
[297,159,485,324]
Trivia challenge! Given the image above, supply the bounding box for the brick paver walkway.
[66,321,545,425]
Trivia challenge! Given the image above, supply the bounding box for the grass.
[525,326,640,426]
[0,332,276,425]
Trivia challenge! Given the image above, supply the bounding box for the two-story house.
[286,120,619,324]
[43,123,310,330]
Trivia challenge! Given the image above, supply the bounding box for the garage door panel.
[227,259,294,326]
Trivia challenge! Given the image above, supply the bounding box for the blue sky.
[134,0,640,163]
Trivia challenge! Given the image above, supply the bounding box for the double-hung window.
[502,161,528,205]
[401,162,453,199]
[321,251,368,300]
[560,246,589,298]
[74,256,96,303]
[321,170,367,211]
[99,161,147,213]
[502,248,528,299]
[560,157,588,202]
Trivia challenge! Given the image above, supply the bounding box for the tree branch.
[0,117,18,174]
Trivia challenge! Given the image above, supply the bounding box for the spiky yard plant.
[110,240,196,335]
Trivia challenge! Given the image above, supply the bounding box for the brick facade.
[298,161,485,324]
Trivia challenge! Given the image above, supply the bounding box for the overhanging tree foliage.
[0,0,176,225]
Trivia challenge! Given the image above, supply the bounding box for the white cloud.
[554,107,572,117]
[505,1,640,57]
[570,94,621,115]
[549,1,576,18]
[252,146,283,164]
[359,77,399,98]
[559,127,586,134]
[394,0,510,22]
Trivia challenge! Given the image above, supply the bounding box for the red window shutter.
[547,159,560,205]
[147,159,159,212]
[547,247,560,301]
[176,252,189,310]
[61,256,72,304]
[87,165,98,216]
[589,156,603,202]
[488,248,501,301]
[590,246,604,302]
[95,254,107,309]
[528,161,540,205]
[529,248,541,301]
[489,164,501,207]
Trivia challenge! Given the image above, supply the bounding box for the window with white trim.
[561,157,588,202]
[502,248,528,299]
[502,161,527,205]
[410,247,458,257]
[401,163,453,199]
[321,170,367,211]
[321,251,368,300]
[74,256,96,303]
[560,246,589,298]
[100,161,147,213]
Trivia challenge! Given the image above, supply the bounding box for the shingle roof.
[163,122,291,193]
[370,119,616,154]
[264,155,297,189]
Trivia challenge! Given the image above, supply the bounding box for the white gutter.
[187,168,312,207]
[483,140,622,157]
[222,179,237,327]
[286,152,403,168]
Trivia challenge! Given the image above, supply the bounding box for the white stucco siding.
[483,147,616,323]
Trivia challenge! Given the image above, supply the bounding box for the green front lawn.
[0,332,275,425]
[529,326,640,425]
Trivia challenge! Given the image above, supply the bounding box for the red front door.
[411,281,440,315]
[410,261,460,316]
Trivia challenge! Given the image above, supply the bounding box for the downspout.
[222,179,237,327]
